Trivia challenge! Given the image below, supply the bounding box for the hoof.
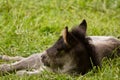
[0,55,2,59]
[16,70,27,76]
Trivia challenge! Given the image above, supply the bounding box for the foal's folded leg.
[0,55,25,61]
[0,53,43,75]
[16,67,45,76]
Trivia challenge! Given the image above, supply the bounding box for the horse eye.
[57,44,67,51]
[57,47,63,51]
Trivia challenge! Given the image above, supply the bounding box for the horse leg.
[0,53,44,75]
[0,55,25,61]
[16,67,45,76]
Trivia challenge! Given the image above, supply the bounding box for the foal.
[0,19,120,76]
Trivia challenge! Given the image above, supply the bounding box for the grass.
[0,0,120,80]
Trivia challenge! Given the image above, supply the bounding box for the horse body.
[0,20,120,76]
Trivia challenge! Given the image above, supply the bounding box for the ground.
[0,0,120,80]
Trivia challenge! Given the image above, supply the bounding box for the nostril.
[41,55,46,60]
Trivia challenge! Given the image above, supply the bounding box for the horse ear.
[79,19,87,35]
[62,26,77,46]
[62,26,69,45]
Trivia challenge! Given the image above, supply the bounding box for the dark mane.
[70,26,99,68]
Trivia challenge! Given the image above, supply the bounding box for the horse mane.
[70,26,100,68]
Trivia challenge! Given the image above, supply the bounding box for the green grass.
[0,0,120,80]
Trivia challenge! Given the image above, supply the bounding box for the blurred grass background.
[0,0,120,79]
